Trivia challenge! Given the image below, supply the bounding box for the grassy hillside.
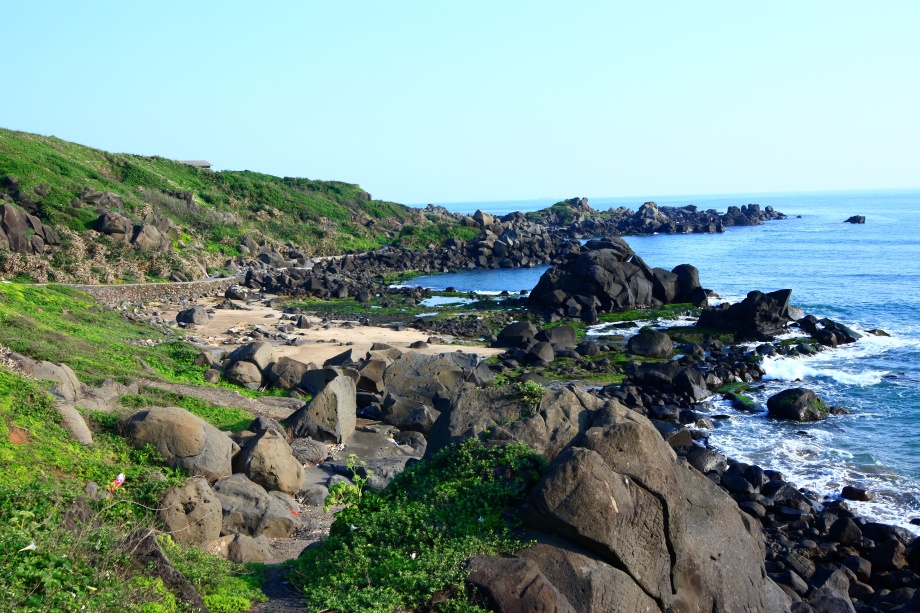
[0,283,280,611]
[0,128,473,282]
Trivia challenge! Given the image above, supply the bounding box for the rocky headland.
[4,129,914,612]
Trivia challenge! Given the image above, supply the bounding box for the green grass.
[715,382,751,394]
[0,128,478,282]
[0,368,268,612]
[120,389,255,433]
[159,535,267,612]
[290,439,546,612]
[596,303,700,324]
[0,283,289,403]
[0,283,199,386]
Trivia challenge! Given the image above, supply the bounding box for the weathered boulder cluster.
[425,384,791,612]
[111,343,494,560]
[534,197,787,238]
[232,214,570,299]
[5,351,139,445]
[125,405,303,563]
[679,446,920,612]
[96,209,179,253]
[527,236,708,321]
[0,201,61,255]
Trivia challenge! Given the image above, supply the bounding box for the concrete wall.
[71,277,238,306]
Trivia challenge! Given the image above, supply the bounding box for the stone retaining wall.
[72,277,238,306]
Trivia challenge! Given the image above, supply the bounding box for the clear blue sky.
[3,1,918,204]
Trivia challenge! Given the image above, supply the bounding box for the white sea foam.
[710,421,920,533]
[761,356,887,386]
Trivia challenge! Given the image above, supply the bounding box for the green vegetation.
[525,200,583,225]
[323,453,373,512]
[715,381,751,394]
[0,128,474,282]
[511,380,547,407]
[715,382,758,411]
[158,535,267,613]
[0,283,198,386]
[596,303,700,324]
[291,439,546,612]
[392,222,481,250]
[0,283,287,402]
[663,324,736,345]
[0,369,265,611]
[120,388,255,433]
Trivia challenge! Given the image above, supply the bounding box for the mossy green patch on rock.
[766,387,830,421]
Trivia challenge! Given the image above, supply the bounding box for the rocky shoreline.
[163,236,918,610]
[152,197,788,301]
[8,212,918,611]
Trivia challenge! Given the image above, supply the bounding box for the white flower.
[350,524,358,531]
[18,541,36,552]
[410,552,417,560]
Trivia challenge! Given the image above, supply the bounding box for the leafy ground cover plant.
[291,439,546,612]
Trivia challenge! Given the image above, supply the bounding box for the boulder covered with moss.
[766,387,829,421]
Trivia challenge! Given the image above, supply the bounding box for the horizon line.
[416,186,920,208]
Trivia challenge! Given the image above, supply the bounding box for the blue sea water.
[412,190,920,529]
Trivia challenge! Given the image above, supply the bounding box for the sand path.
[163,296,504,365]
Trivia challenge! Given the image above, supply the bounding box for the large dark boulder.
[517,533,661,613]
[627,330,673,358]
[382,352,481,403]
[527,242,699,316]
[844,215,866,224]
[697,289,794,340]
[232,429,305,494]
[1,203,38,253]
[525,401,786,611]
[766,388,829,421]
[131,223,170,253]
[494,321,538,348]
[425,385,603,461]
[464,555,577,613]
[380,394,440,434]
[224,360,263,390]
[176,306,210,325]
[158,477,222,545]
[535,325,577,350]
[283,375,356,442]
[227,341,276,372]
[528,243,644,313]
[125,406,235,479]
[96,210,134,240]
[212,473,300,538]
[266,356,312,390]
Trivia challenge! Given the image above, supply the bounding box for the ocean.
[411,189,920,530]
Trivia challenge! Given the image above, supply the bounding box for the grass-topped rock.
[766,387,830,421]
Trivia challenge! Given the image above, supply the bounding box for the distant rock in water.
[844,215,866,224]
[531,196,787,238]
